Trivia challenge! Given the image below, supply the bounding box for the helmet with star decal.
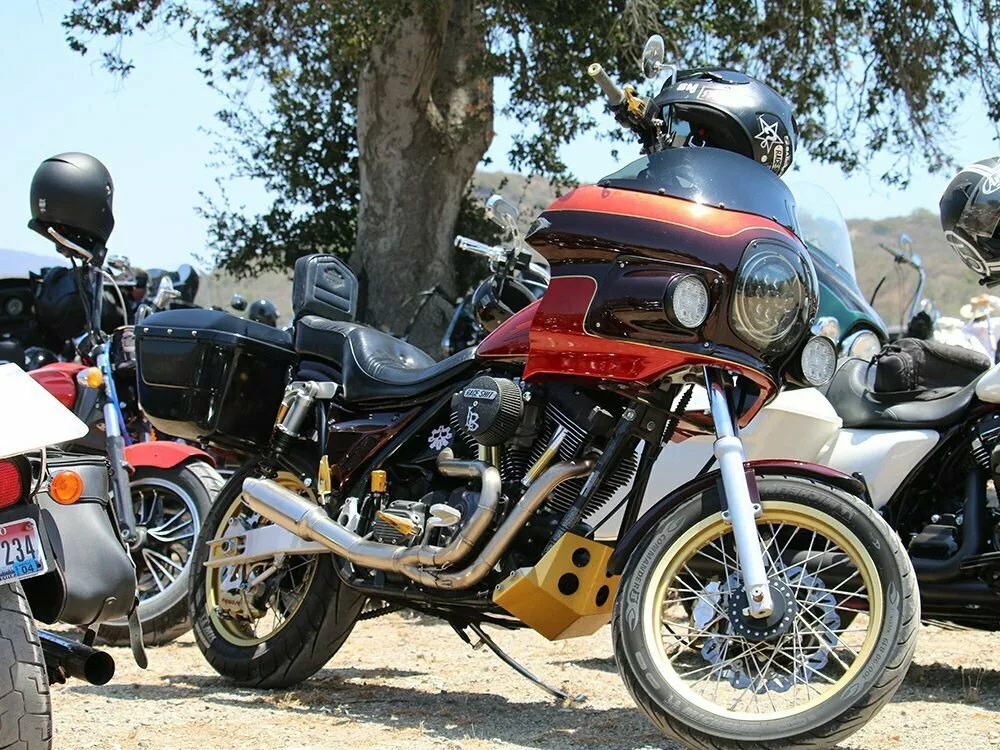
[653,68,797,176]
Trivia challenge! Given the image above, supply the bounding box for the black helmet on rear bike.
[248,298,279,327]
[940,157,1000,282]
[28,152,115,254]
[654,69,797,176]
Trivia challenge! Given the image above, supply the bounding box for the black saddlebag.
[873,338,990,398]
[21,454,136,626]
[135,308,297,451]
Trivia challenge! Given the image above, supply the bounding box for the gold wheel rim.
[642,500,883,721]
[207,472,319,647]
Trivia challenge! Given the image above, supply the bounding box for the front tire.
[98,460,221,647]
[0,583,51,750]
[612,475,918,749]
[189,459,365,688]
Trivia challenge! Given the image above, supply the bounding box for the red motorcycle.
[135,48,915,748]
[26,153,222,646]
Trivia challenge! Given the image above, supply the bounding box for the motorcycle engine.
[450,375,524,446]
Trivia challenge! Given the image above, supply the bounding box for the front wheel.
[613,475,918,749]
[98,460,221,647]
[0,583,51,750]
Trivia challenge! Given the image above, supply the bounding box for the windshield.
[600,147,799,232]
[790,182,856,280]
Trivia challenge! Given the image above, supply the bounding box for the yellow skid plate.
[493,533,620,640]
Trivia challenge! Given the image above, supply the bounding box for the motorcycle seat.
[824,357,980,429]
[294,316,365,371]
[340,325,477,404]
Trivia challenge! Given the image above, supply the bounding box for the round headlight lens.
[731,242,809,355]
[667,275,710,328]
[801,335,837,386]
[844,329,881,361]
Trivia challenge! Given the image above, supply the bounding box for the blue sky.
[1,1,996,272]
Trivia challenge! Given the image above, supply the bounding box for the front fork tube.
[98,353,139,545]
[705,368,773,619]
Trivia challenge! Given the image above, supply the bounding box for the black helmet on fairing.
[940,157,1000,282]
[248,298,279,327]
[28,153,115,256]
[654,69,797,176]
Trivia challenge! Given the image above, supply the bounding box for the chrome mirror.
[153,276,179,310]
[485,194,520,238]
[640,34,666,79]
[899,233,913,255]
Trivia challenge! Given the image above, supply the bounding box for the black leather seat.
[294,315,365,370]
[340,326,477,404]
[823,358,980,429]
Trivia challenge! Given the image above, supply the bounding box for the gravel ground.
[51,617,999,750]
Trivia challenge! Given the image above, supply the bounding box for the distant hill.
[199,170,981,328]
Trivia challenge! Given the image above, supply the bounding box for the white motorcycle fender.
[0,363,87,459]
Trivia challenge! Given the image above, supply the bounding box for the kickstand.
[465,622,585,704]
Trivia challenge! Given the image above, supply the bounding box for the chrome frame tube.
[705,368,773,618]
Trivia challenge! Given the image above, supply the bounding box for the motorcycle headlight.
[731,241,814,356]
[664,274,710,328]
[801,335,837,386]
[842,329,881,362]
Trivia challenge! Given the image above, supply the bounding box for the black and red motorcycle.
[135,41,916,749]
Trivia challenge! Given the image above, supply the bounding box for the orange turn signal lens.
[50,470,84,505]
[76,367,103,389]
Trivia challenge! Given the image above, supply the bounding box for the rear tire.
[612,475,919,749]
[0,583,51,750]
[98,460,221,647]
[189,459,365,688]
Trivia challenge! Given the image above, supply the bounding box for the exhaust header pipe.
[241,450,592,590]
[40,629,115,686]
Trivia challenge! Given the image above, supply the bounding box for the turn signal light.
[49,470,84,505]
[0,460,25,509]
[76,367,103,389]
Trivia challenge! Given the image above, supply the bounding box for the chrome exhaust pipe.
[241,450,591,590]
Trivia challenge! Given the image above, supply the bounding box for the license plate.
[0,519,47,583]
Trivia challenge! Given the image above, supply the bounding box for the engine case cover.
[451,375,524,446]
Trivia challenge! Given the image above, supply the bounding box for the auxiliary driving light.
[665,274,710,328]
[49,470,84,505]
[801,335,837,386]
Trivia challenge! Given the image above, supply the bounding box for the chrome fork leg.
[705,369,773,618]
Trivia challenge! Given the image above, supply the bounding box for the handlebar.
[454,235,508,264]
[587,63,625,107]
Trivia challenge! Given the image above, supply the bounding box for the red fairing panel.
[525,275,695,383]
[543,184,800,245]
[125,441,214,469]
[476,300,538,361]
[29,363,85,410]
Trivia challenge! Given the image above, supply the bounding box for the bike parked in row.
[0,363,147,749]
[24,153,223,646]
[129,36,916,749]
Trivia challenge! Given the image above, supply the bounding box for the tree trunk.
[354,0,493,352]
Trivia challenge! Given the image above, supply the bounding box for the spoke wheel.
[190,458,365,688]
[131,478,200,605]
[206,472,319,647]
[613,475,919,749]
[647,501,881,720]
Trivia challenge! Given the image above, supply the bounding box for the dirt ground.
[50,617,999,750]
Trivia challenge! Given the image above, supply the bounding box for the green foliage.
[63,0,1000,279]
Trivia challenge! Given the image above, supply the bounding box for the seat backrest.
[292,254,358,323]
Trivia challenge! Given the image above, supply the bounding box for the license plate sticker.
[0,519,47,583]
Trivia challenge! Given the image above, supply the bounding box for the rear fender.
[606,459,866,575]
[124,441,214,470]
